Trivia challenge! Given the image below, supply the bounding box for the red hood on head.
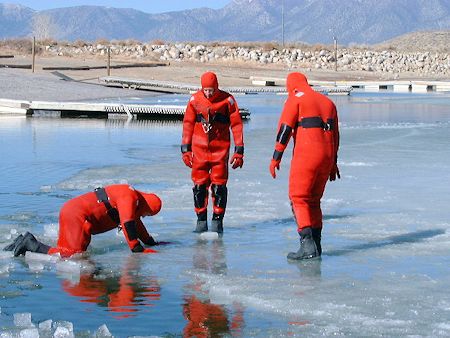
[138,192,162,216]
[286,72,311,95]
[201,71,219,90]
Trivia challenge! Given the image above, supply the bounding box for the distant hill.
[1,0,450,45]
[375,31,450,52]
[0,3,33,37]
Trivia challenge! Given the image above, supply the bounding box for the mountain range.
[1,0,450,45]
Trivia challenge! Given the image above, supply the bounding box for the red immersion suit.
[48,184,162,257]
[181,72,244,220]
[183,295,244,338]
[62,256,160,318]
[270,72,340,231]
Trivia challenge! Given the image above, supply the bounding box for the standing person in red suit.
[5,184,164,257]
[269,72,340,260]
[181,72,244,233]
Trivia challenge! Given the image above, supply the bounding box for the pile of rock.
[43,43,450,76]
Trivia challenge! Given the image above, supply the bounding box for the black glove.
[131,243,144,252]
[143,237,158,246]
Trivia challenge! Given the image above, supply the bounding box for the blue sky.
[5,0,231,13]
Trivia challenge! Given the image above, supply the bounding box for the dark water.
[1,91,450,337]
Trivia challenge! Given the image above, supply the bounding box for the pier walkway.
[249,76,450,93]
[0,99,250,119]
[98,76,353,96]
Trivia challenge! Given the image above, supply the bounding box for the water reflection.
[183,239,244,337]
[26,115,183,129]
[289,258,322,280]
[61,255,160,319]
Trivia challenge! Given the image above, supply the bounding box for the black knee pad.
[193,184,208,209]
[211,184,227,208]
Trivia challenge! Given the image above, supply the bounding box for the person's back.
[270,72,340,260]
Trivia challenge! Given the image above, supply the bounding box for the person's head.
[286,72,310,95]
[138,192,162,217]
[201,71,219,99]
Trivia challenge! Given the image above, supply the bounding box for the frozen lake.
[1,91,450,337]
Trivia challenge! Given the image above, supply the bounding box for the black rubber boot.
[13,232,50,257]
[312,228,322,256]
[287,227,320,260]
[194,211,208,233]
[211,213,224,233]
[3,234,24,251]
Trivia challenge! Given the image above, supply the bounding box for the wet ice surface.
[1,92,450,336]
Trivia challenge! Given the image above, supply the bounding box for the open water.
[0,91,450,337]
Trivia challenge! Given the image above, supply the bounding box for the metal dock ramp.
[99,76,353,96]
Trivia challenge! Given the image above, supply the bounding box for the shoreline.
[1,52,449,103]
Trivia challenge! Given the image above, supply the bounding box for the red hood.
[286,72,312,96]
[138,192,162,216]
[201,71,219,101]
[201,72,218,90]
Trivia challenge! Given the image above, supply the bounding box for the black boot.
[287,227,320,260]
[211,213,224,233]
[312,228,322,256]
[194,211,208,233]
[13,232,50,257]
[3,234,24,251]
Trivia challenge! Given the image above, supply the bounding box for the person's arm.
[136,218,157,246]
[116,194,146,252]
[329,104,341,181]
[269,99,299,178]
[181,97,197,168]
[228,95,244,169]
[333,105,340,163]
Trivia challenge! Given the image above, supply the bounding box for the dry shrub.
[311,43,328,52]
[122,39,142,46]
[150,39,165,45]
[110,38,143,46]
[0,38,33,53]
[262,41,279,51]
[39,38,58,46]
[73,39,88,48]
[95,38,110,46]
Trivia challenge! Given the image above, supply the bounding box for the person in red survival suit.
[183,295,244,338]
[181,72,244,233]
[62,256,161,319]
[4,184,163,257]
[183,238,244,337]
[269,72,340,260]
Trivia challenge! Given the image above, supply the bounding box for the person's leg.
[47,203,92,257]
[192,151,211,232]
[3,234,24,251]
[192,183,209,232]
[210,184,227,233]
[13,232,51,256]
[210,150,229,233]
[288,162,325,260]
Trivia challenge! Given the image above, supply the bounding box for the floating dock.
[98,76,353,96]
[0,99,250,120]
[338,80,450,93]
[249,76,450,93]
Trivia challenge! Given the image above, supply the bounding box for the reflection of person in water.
[62,255,160,318]
[183,239,244,337]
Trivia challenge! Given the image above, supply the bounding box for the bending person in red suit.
[269,72,340,260]
[181,71,244,233]
[62,256,161,319]
[5,184,163,257]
